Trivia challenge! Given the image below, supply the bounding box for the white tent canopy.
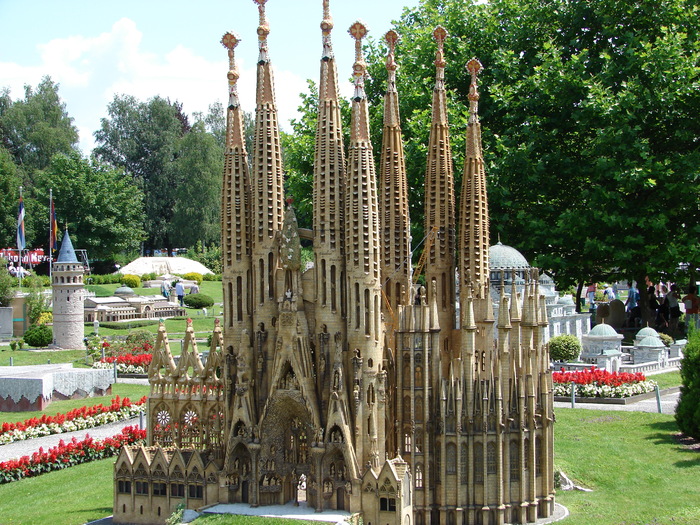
[117,257,213,276]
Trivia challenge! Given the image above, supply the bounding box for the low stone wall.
[0,364,113,412]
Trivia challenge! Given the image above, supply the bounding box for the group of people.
[6,263,30,278]
[160,279,199,307]
[587,279,699,335]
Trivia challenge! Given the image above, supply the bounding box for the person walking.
[175,280,185,307]
[682,285,700,333]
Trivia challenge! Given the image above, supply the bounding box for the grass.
[0,349,87,367]
[649,369,682,390]
[0,383,150,425]
[554,408,700,525]
[193,516,335,524]
[0,407,697,524]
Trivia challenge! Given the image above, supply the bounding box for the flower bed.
[92,353,152,375]
[0,396,147,445]
[0,425,146,484]
[553,367,657,398]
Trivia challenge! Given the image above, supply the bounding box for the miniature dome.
[638,335,665,348]
[558,295,576,306]
[114,285,136,297]
[539,273,554,284]
[489,242,530,270]
[636,326,659,339]
[589,323,618,337]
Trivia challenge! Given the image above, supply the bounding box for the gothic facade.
[113,1,555,524]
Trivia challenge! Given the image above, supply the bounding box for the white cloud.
[1,17,309,153]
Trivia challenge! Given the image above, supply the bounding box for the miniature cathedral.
[113,1,555,524]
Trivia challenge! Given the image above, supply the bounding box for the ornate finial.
[466,57,483,123]
[221,32,241,108]
[349,21,368,100]
[253,0,270,63]
[433,26,447,68]
[215,317,221,326]
[321,0,334,59]
[385,30,399,83]
[187,318,193,326]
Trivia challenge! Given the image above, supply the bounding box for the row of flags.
[15,189,59,254]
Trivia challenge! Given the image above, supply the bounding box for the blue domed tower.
[51,230,85,348]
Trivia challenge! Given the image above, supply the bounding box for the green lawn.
[0,383,150,424]
[0,407,697,524]
[0,349,88,368]
[650,369,682,390]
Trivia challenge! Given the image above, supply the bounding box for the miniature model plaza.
[113,2,555,524]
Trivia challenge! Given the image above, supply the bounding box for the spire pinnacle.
[349,21,368,100]
[385,30,399,85]
[321,0,334,59]
[221,32,241,109]
[433,26,448,89]
[254,0,270,64]
[466,57,483,123]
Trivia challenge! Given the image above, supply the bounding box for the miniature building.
[114,2,555,524]
[580,322,623,372]
[51,230,85,349]
[83,291,185,323]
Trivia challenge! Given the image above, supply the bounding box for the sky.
[0,0,421,153]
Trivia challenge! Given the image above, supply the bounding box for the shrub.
[36,312,53,325]
[183,293,214,309]
[120,274,141,288]
[676,330,700,440]
[203,273,221,281]
[658,333,673,347]
[125,328,155,348]
[23,325,53,348]
[183,272,203,284]
[548,334,582,362]
[141,272,158,281]
[24,275,50,325]
[0,258,14,307]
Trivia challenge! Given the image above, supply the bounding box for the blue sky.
[0,0,420,153]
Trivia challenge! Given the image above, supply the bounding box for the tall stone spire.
[458,58,489,300]
[346,21,385,470]
[313,0,348,416]
[423,26,456,356]
[380,30,412,314]
[221,32,253,353]
[250,0,284,339]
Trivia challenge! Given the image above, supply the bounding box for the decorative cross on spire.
[466,57,483,123]
[221,32,241,108]
[253,0,270,63]
[321,0,334,59]
[348,21,368,100]
[385,30,399,84]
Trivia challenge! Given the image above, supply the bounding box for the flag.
[50,198,58,251]
[17,196,25,251]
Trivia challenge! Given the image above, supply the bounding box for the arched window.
[446,443,457,474]
[415,464,423,489]
[487,442,497,474]
[509,440,519,481]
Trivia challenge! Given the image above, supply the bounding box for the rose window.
[156,410,171,427]
[184,410,199,427]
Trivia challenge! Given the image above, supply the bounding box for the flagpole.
[17,186,24,289]
[49,188,53,283]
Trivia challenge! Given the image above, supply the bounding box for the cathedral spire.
[458,58,489,299]
[424,26,456,352]
[381,29,412,312]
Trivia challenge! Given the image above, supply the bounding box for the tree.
[0,147,22,248]
[359,0,700,301]
[38,153,145,260]
[93,95,188,253]
[676,329,700,440]
[0,77,78,172]
[170,120,223,248]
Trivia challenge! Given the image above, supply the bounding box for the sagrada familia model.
[113,1,555,524]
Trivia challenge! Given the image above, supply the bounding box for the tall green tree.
[0,77,78,172]
[93,95,188,253]
[0,146,22,248]
[170,121,223,248]
[38,153,145,260]
[359,0,700,298]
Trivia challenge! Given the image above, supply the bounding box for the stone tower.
[51,230,84,349]
[113,2,555,524]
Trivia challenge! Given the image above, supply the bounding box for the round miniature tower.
[51,230,85,348]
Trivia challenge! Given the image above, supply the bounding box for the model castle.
[113,1,555,524]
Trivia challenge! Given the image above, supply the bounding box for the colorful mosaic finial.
[433,26,448,89]
[321,0,334,59]
[215,317,221,326]
[349,21,368,100]
[221,32,241,109]
[466,57,483,123]
[385,30,399,84]
[254,0,270,64]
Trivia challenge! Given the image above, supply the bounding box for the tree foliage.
[94,95,188,253]
[676,329,700,440]
[38,153,145,260]
[358,0,700,291]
